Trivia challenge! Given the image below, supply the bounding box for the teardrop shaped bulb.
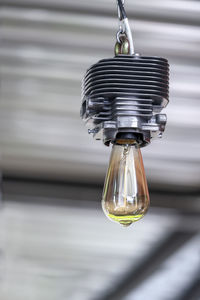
[102,143,149,227]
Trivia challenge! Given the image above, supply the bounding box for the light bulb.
[102,141,149,227]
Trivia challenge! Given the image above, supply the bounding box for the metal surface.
[1,180,200,300]
[0,0,200,189]
[81,55,169,146]
[177,277,200,300]
[124,234,200,300]
[96,231,197,300]
[0,191,178,300]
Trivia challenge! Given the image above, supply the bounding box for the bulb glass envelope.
[102,143,149,226]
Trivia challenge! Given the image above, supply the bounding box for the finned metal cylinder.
[81,54,169,146]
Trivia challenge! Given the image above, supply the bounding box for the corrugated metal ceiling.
[0,0,200,190]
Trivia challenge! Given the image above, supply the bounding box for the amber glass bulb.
[102,142,149,227]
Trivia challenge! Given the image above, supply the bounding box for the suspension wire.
[117,0,126,20]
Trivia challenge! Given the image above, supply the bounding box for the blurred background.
[0,0,200,299]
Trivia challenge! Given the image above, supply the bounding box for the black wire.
[117,0,127,20]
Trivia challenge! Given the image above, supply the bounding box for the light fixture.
[80,0,169,226]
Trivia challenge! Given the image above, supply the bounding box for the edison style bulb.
[102,141,149,227]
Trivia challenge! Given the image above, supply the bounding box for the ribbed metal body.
[81,54,169,146]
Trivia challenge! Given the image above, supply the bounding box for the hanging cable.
[117,0,126,20]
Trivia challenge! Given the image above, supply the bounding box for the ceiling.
[1,183,200,300]
[0,0,200,190]
[1,3,200,299]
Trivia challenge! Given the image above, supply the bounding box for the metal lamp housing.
[81,54,169,147]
